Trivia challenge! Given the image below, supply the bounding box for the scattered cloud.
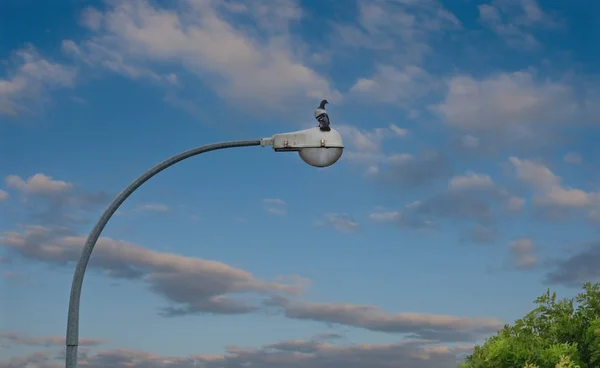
[116,203,170,216]
[410,192,491,224]
[507,196,526,211]
[0,225,308,316]
[435,70,573,130]
[1,272,29,282]
[79,6,103,31]
[411,173,521,224]
[509,237,537,269]
[509,157,598,213]
[478,0,560,49]
[349,65,438,108]
[458,135,480,149]
[340,124,409,155]
[370,172,523,239]
[263,198,287,216]
[4,173,109,226]
[369,211,401,223]
[432,70,596,148]
[378,151,452,188]
[448,172,494,191]
[369,209,435,231]
[334,0,461,63]
[5,173,72,195]
[135,203,169,212]
[0,44,76,116]
[2,2,598,367]
[61,39,175,86]
[460,225,498,245]
[310,332,344,342]
[315,213,359,233]
[339,124,410,176]
[70,96,88,105]
[189,214,202,222]
[389,124,409,137]
[545,241,600,287]
[0,336,471,368]
[563,152,582,164]
[269,297,502,342]
[0,331,109,347]
[0,351,60,368]
[63,0,340,115]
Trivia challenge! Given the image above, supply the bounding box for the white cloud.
[349,65,437,107]
[507,196,526,211]
[478,5,539,49]
[263,198,287,216]
[433,71,581,132]
[509,157,597,208]
[3,173,109,227]
[341,132,399,172]
[0,331,109,347]
[263,198,286,206]
[369,211,401,222]
[63,0,340,114]
[368,208,434,230]
[79,6,103,31]
[5,173,72,195]
[136,203,169,212]
[563,152,582,164]
[0,45,76,116]
[509,157,558,189]
[1,336,475,368]
[460,135,480,149]
[406,201,422,209]
[0,190,9,201]
[273,297,502,340]
[389,124,409,137]
[380,151,451,188]
[448,173,494,191]
[61,39,174,84]
[0,225,307,315]
[316,213,359,233]
[372,171,523,235]
[461,225,498,244]
[545,240,600,286]
[338,124,411,176]
[509,237,537,269]
[1,272,27,281]
[335,0,461,64]
[364,165,380,177]
[117,203,171,216]
[431,70,600,151]
[339,124,408,155]
[478,0,559,49]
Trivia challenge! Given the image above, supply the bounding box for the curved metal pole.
[65,140,262,368]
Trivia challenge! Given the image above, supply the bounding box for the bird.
[314,99,331,131]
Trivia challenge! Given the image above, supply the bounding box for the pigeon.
[314,99,331,131]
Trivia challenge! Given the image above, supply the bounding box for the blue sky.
[1,0,600,367]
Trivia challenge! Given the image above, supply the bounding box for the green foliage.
[459,283,600,368]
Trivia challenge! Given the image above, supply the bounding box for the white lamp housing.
[261,127,344,168]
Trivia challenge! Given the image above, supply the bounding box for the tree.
[458,283,600,368]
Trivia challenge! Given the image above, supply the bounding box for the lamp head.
[268,127,344,167]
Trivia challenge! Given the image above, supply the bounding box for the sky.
[1,0,600,367]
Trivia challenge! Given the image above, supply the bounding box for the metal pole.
[65,140,262,368]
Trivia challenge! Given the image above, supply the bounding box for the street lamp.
[65,126,344,368]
